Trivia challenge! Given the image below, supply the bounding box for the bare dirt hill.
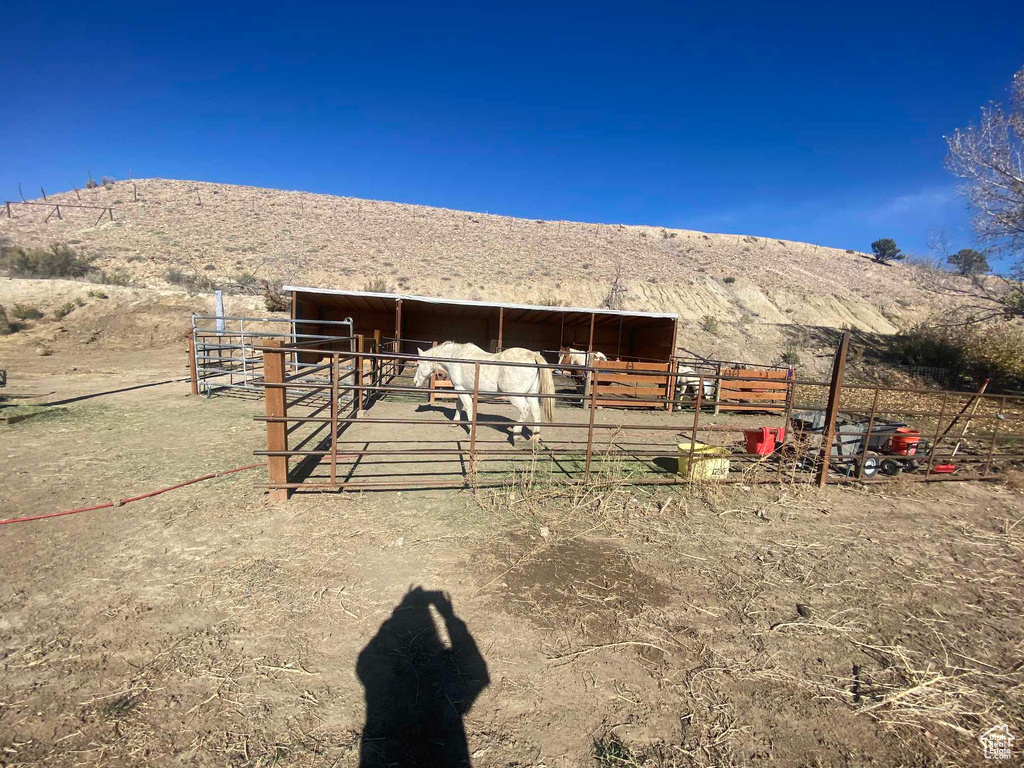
[2,179,937,337]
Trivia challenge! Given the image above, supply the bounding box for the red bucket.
[744,427,786,455]
[888,427,921,456]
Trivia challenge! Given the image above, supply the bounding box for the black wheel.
[857,452,880,479]
[880,458,904,476]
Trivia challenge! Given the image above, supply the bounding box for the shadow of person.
[356,587,490,767]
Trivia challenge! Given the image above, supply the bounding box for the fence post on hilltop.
[263,339,290,501]
[817,331,850,488]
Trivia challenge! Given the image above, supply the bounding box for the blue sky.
[2,1,1022,261]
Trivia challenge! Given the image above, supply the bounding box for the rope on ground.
[0,463,266,527]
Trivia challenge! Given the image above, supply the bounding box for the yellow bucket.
[678,442,731,480]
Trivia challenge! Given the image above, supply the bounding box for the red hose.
[0,463,266,527]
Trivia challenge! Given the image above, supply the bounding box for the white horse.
[412,342,556,441]
[676,366,716,399]
[557,348,608,376]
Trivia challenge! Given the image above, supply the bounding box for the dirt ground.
[2,341,1024,766]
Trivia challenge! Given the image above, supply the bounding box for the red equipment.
[884,427,921,456]
[744,427,786,455]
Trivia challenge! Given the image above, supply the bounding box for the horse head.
[412,347,438,387]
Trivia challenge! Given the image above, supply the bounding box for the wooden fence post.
[188,335,199,396]
[817,331,850,488]
[263,339,290,501]
[356,334,365,414]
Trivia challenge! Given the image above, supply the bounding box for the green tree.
[870,238,904,265]
[947,248,990,276]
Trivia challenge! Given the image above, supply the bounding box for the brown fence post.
[713,362,723,416]
[855,388,881,480]
[982,395,1007,477]
[188,335,199,396]
[330,353,339,485]
[263,339,290,501]
[469,362,481,483]
[817,331,850,488]
[583,359,599,483]
[356,334,365,414]
[925,393,951,478]
[683,377,705,480]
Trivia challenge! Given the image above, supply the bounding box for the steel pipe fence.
[188,313,356,398]
[248,343,1024,498]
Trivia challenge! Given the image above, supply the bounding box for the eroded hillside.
[2,178,938,340]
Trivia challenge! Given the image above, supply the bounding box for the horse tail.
[534,353,555,422]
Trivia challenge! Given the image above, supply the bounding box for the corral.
[2,285,1023,767]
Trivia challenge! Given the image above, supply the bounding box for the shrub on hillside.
[85,178,99,189]
[888,322,1024,390]
[700,314,719,334]
[53,302,75,320]
[363,277,394,293]
[0,306,15,335]
[0,243,95,279]
[264,283,290,313]
[94,268,132,286]
[101,175,115,188]
[779,345,801,366]
[11,303,43,320]
[166,268,215,293]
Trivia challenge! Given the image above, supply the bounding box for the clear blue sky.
[3,1,1022,260]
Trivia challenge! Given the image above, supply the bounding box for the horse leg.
[508,396,528,442]
[527,396,542,442]
[457,393,474,433]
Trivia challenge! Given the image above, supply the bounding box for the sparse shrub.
[535,297,568,307]
[53,302,75,320]
[845,249,855,254]
[166,268,215,293]
[74,297,85,307]
[203,263,215,271]
[0,306,15,335]
[363,277,394,293]
[11,303,43,320]
[700,314,719,334]
[780,345,801,366]
[126,255,147,263]
[85,178,99,190]
[101,175,115,188]
[87,290,109,299]
[723,276,736,284]
[230,271,262,294]
[0,242,95,279]
[264,283,290,313]
[96,268,131,287]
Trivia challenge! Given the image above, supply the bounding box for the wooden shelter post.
[263,339,290,501]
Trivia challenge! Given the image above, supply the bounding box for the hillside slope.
[1,178,936,337]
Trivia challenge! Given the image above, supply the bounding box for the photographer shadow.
[356,586,490,767]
